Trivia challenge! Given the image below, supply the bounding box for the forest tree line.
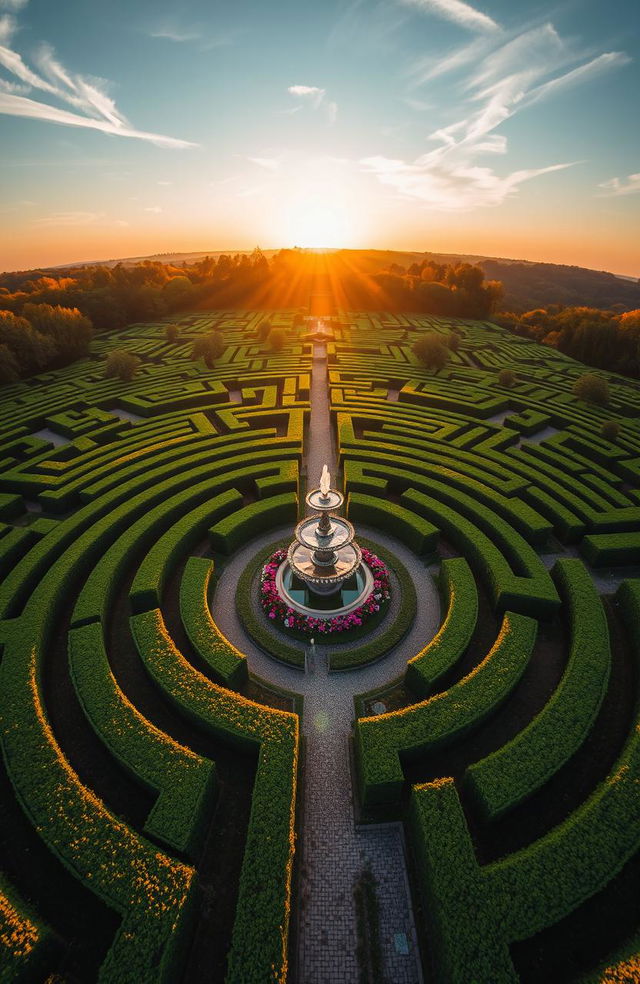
[1,248,639,382]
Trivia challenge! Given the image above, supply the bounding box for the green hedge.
[465,559,611,820]
[209,493,298,555]
[235,540,306,668]
[328,538,417,671]
[129,609,298,984]
[180,556,248,688]
[0,618,198,983]
[409,650,640,984]
[401,488,560,619]
[129,488,244,614]
[69,621,217,857]
[356,612,537,808]
[0,872,59,983]
[346,492,438,555]
[405,558,477,697]
[580,532,640,568]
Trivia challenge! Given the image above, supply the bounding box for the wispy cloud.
[360,155,577,209]
[287,84,338,123]
[150,27,202,43]
[0,12,196,147]
[148,18,237,51]
[399,0,500,34]
[0,0,29,10]
[144,205,162,213]
[376,16,631,211]
[597,173,640,197]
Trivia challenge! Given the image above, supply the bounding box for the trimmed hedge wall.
[209,493,298,555]
[69,621,217,857]
[180,556,248,689]
[0,872,59,982]
[400,488,560,619]
[346,492,438,555]
[409,657,640,984]
[465,559,610,820]
[356,612,537,808]
[0,619,197,983]
[580,532,640,568]
[129,609,298,984]
[405,557,477,697]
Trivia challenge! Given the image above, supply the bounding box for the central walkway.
[213,337,441,983]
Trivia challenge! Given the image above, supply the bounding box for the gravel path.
[212,340,440,984]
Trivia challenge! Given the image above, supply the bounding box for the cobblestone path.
[212,339,441,983]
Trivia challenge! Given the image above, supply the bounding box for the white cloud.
[0,17,196,147]
[597,173,640,197]
[288,84,326,106]
[0,92,196,146]
[287,84,337,123]
[360,154,577,209]
[0,0,29,9]
[399,0,500,34]
[157,180,172,185]
[144,205,163,213]
[150,27,202,43]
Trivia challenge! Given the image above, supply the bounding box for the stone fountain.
[276,465,373,617]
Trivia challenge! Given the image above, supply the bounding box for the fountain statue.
[275,466,373,616]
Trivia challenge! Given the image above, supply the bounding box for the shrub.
[268,327,286,352]
[257,318,273,340]
[498,368,516,388]
[165,323,180,343]
[105,349,141,381]
[448,332,460,351]
[573,372,609,405]
[601,419,620,441]
[412,332,450,371]
[191,331,225,367]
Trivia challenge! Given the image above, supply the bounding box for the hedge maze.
[333,313,640,981]
[1,308,639,982]
[0,311,307,983]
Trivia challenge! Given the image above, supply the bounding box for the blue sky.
[0,0,638,274]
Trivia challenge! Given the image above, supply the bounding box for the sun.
[284,196,354,249]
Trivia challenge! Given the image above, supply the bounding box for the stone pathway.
[212,338,441,983]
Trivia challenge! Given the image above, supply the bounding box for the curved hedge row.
[409,652,640,984]
[356,612,537,808]
[405,557,478,698]
[0,872,58,983]
[180,556,248,689]
[129,609,298,984]
[346,492,438,555]
[465,559,611,820]
[0,619,197,983]
[69,621,217,857]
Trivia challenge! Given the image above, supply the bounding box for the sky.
[0,0,638,276]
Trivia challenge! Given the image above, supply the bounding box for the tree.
[22,303,92,363]
[258,318,273,340]
[498,368,516,388]
[0,343,19,383]
[0,309,54,376]
[572,373,609,405]
[165,324,180,344]
[105,349,141,381]
[412,332,450,371]
[268,327,286,352]
[601,420,620,442]
[191,331,225,368]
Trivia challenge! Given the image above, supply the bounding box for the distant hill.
[20,246,640,313]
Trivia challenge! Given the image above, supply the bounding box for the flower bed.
[260,547,391,635]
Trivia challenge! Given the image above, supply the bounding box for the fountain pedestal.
[276,467,372,618]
